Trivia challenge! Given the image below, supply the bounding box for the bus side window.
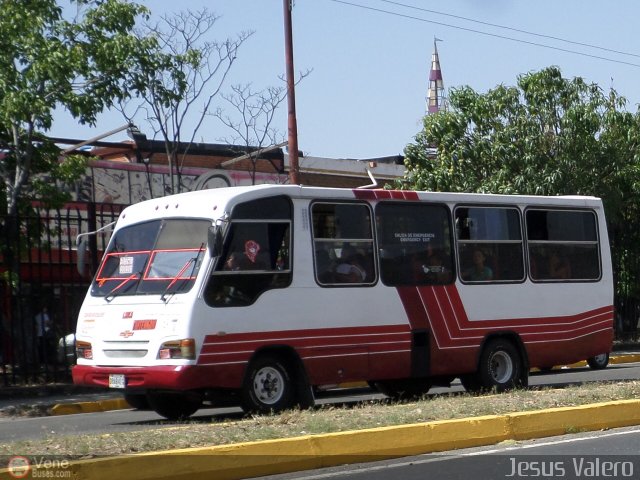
[376,202,453,286]
[204,196,292,307]
[455,207,524,284]
[526,209,600,282]
[311,202,376,286]
[460,246,494,282]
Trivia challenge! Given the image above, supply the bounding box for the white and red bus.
[72,185,614,419]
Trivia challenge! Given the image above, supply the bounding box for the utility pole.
[283,0,300,184]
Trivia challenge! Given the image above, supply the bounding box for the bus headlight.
[158,339,196,360]
[76,340,93,360]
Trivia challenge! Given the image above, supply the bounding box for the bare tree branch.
[213,69,311,184]
[117,8,253,194]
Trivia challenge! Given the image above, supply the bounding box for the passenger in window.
[463,249,493,282]
[224,251,241,271]
[409,253,427,283]
[416,246,447,282]
[424,250,452,283]
[315,247,336,283]
[548,252,571,279]
[335,246,367,283]
[224,240,267,271]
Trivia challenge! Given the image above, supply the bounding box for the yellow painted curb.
[611,354,640,365]
[4,399,640,480]
[529,353,640,372]
[507,399,640,440]
[50,398,130,416]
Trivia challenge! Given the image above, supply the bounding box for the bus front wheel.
[147,391,202,420]
[241,355,295,414]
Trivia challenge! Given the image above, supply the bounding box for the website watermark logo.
[6,456,71,479]
[6,457,30,479]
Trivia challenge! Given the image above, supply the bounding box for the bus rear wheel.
[463,338,524,393]
[147,391,202,420]
[587,352,609,370]
[241,355,295,414]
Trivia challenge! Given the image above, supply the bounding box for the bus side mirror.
[208,226,223,257]
[77,236,88,277]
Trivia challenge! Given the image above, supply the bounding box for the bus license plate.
[109,374,126,389]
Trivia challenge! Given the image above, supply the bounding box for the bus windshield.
[92,218,211,297]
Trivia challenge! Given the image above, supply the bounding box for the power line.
[380,0,640,59]
[326,0,640,69]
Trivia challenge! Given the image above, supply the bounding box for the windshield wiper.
[105,272,141,302]
[160,245,205,302]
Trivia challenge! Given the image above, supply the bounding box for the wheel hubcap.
[253,366,284,405]
[593,353,607,364]
[489,351,514,384]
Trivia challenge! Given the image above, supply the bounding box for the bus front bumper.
[72,364,215,391]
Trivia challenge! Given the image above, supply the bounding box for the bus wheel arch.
[241,347,314,414]
[462,334,528,393]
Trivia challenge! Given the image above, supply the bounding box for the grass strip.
[3,380,640,458]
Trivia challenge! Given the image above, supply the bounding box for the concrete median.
[4,398,640,480]
[2,353,638,479]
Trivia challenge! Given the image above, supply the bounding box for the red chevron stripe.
[407,284,613,349]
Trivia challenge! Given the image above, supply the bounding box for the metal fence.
[0,203,122,386]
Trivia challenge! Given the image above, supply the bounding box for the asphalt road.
[1,362,639,444]
[259,426,640,480]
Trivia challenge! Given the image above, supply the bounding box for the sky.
[50,0,640,160]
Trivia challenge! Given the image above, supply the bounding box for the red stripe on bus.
[415,285,462,347]
[396,287,430,331]
[197,324,412,364]
[200,331,410,355]
[201,323,408,343]
[352,189,420,201]
[404,284,613,349]
[440,284,613,330]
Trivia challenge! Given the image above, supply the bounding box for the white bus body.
[73,185,613,419]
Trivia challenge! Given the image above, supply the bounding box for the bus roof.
[115,185,603,227]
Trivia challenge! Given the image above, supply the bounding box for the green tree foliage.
[404,66,640,305]
[0,0,160,216]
